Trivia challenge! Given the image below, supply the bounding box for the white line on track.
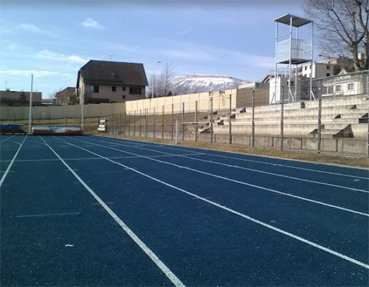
[0,135,15,143]
[53,136,369,270]
[0,136,27,188]
[3,152,207,163]
[16,212,80,218]
[88,137,369,193]
[109,137,369,180]
[40,137,185,287]
[64,137,368,217]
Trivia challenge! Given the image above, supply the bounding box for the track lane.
[0,136,180,286]
[45,136,369,285]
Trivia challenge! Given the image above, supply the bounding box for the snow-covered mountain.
[169,74,248,95]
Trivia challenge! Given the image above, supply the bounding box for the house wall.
[82,82,145,103]
[300,63,334,78]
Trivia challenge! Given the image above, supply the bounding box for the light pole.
[28,74,33,134]
[151,61,161,99]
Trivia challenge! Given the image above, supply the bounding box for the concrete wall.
[0,103,125,120]
[125,89,239,114]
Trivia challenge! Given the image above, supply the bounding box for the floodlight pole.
[28,74,33,134]
[80,89,84,132]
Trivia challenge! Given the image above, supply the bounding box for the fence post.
[182,102,185,141]
[195,101,198,142]
[318,80,322,154]
[145,108,148,137]
[162,105,164,139]
[210,97,213,143]
[171,104,174,140]
[367,72,369,158]
[128,112,130,136]
[229,94,232,145]
[281,101,284,150]
[252,89,255,147]
[139,109,142,137]
[153,107,156,138]
[176,120,179,144]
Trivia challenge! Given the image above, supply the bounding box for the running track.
[1,135,368,286]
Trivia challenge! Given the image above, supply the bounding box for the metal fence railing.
[103,74,369,157]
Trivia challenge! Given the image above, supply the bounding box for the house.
[76,60,148,104]
[298,57,355,79]
[55,87,76,105]
[0,90,42,106]
[320,69,366,97]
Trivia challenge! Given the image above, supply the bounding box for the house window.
[122,95,125,99]
[111,73,117,78]
[348,83,354,90]
[326,73,330,77]
[336,85,341,92]
[122,87,126,91]
[327,65,330,70]
[90,85,99,93]
[304,66,307,71]
[129,87,141,95]
[112,86,116,92]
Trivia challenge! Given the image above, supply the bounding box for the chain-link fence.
[103,73,369,157]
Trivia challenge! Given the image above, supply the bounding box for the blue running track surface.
[1,135,368,286]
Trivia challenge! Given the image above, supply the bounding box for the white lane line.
[16,212,80,218]
[88,138,369,193]
[0,135,15,143]
[54,137,369,270]
[40,137,185,287]
[65,138,369,217]
[1,153,207,163]
[0,136,27,188]
[100,137,369,179]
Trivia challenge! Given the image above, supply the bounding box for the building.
[298,57,355,78]
[55,87,77,105]
[0,90,42,106]
[320,69,367,97]
[76,60,148,104]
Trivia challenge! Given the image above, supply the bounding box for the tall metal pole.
[366,72,369,157]
[288,15,293,103]
[195,101,198,142]
[252,88,255,147]
[229,94,232,144]
[317,80,322,154]
[81,88,84,132]
[210,97,213,143]
[28,74,33,134]
[310,21,314,100]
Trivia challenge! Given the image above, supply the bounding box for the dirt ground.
[97,135,369,170]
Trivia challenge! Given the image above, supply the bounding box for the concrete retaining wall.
[0,103,125,120]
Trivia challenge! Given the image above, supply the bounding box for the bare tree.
[154,62,176,97]
[304,0,369,70]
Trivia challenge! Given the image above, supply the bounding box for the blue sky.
[0,0,308,98]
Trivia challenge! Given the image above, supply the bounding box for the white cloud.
[0,69,74,78]
[20,23,42,33]
[82,18,105,30]
[19,23,56,37]
[37,49,87,64]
